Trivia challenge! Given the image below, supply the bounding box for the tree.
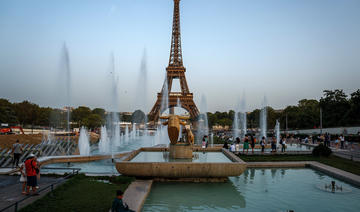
[348,89,360,125]
[13,101,40,130]
[83,114,104,130]
[0,99,18,124]
[131,110,145,124]
[320,89,350,127]
[92,108,106,120]
[72,106,92,127]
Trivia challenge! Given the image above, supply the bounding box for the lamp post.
[320,107,323,134]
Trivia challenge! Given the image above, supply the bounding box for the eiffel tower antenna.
[149,0,199,122]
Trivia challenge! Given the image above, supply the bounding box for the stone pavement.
[122,180,153,212]
[0,175,65,212]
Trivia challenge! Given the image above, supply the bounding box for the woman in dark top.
[250,135,255,154]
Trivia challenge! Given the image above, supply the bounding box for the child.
[19,163,27,194]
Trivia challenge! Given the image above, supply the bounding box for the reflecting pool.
[130,152,232,163]
[143,168,360,212]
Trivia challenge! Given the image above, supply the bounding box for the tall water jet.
[157,73,169,145]
[59,43,71,147]
[196,94,209,145]
[107,53,121,149]
[114,123,121,147]
[232,98,240,139]
[124,125,129,143]
[134,49,149,133]
[240,94,247,138]
[275,119,280,147]
[210,133,214,147]
[260,96,268,139]
[131,123,136,140]
[99,126,110,154]
[78,127,90,155]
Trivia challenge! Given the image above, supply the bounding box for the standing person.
[25,154,39,195]
[235,137,240,152]
[205,135,209,148]
[324,133,330,147]
[243,135,249,154]
[271,137,277,153]
[19,162,27,194]
[340,134,345,149]
[230,143,236,152]
[111,190,134,212]
[335,135,340,149]
[260,136,266,154]
[202,137,206,149]
[223,141,229,150]
[281,137,286,152]
[12,140,23,168]
[250,135,255,154]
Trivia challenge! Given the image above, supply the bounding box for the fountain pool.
[143,168,360,212]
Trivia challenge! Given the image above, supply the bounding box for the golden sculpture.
[160,115,193,145]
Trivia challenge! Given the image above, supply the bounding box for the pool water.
[131,152,232,163]
[41,159,118,174]
[142,168,360,212]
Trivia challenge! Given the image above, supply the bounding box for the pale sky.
[0,0,359,113]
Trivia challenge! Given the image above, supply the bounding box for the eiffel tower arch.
[149,0,199,122]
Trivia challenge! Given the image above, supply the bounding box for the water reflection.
[143,181,246,211]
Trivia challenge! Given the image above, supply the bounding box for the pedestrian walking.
[260,136,266,153]
[281,137,286,152]
[19,162,27,194]
[12,140,23,168]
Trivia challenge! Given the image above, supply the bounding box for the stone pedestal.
[169,143,193,159]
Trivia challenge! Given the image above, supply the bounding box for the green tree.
[320,89,350,127]
[72,106,92,127]
[0,99,18,124]
[131,110,145,124]
[348,89,360,125]
[83,114,104,130]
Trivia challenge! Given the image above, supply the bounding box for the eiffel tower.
[149,0,199,122]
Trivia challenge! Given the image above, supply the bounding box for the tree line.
[208,89,360,130]
[0,89,359,130]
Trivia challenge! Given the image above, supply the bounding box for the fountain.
[99,126,110,154]
[232,98,240,140]
[260,96,268,139]
[78,127,90,156]
[275,119,280,147]
[196,94,209,145]
[115,110,247,179]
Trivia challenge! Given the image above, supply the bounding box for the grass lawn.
[20,175,134,212]
[238,154,360,176]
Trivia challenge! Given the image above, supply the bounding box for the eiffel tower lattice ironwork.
[149,0,199,122]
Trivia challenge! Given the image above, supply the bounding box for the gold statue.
[160,115,193,145]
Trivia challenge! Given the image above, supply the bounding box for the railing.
[0,167,81,212]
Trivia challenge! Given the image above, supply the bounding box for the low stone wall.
[116,148,247,179]
[39,152,130,166]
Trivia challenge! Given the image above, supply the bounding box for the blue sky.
[0,0,359,112]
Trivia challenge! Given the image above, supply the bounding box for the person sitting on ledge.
[111,190,134,212]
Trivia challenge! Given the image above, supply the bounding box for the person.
[250,135,255,154]
[230,143,236,152]
[260,136,266,153]
[304,136,309,144]
[12,140,23,168]
[25,154,39,195]
[202,137,206,149]
[335,135,340,149]
[243,135,249,154]
[281,137,286,152]
[340,134,345,149]
[324,133,330,147]
[271,137,277,153]
[223,141,229,150]
[19,162,27,194]
[205,135,209,148]
[111,190,134,212]
[235,137,240,152]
